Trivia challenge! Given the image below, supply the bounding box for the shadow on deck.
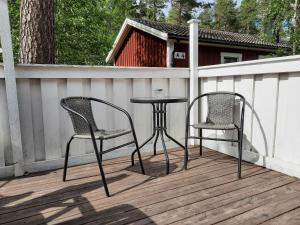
[0,147,300,225]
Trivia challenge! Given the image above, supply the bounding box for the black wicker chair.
[184,92,245,178]
[60,97,145,197]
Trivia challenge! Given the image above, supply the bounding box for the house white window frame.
[221,52,243,64]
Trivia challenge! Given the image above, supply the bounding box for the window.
[221,52,242,64]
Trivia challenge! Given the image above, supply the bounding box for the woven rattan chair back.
[61,97,97,134]
[206,93,235,125]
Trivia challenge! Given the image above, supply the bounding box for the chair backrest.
[205,92,241,125]
[60,97,98,134]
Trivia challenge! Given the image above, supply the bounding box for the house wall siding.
[173,43,271,67]
[115,28,167,67]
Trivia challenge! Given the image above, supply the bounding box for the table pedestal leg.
[131,103,185,175]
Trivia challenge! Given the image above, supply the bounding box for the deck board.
[0,147,299,225]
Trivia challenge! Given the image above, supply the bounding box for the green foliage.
[167,0,201,25]
[214,0,240,32]
[198,7,214,29]
[55,0,137,65]
[239,0,259,34]
[5,0,300,65]
[136,0,167,21]
[259,0,293,43]
[7,0,20,63]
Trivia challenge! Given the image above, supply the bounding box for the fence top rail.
[0,64,190,79]
[198,54,300,78]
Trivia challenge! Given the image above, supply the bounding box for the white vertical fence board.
[0,80,11,166]
[57,79,68,158]
[17,79,35,164]
[200,77,217,149]
[40,79,62,160]
[66,79,86,156]
[90,78,111,154]
[132,78,152,144]
[215,76,235,152]
[251,74,278,158]
[169,78,187,141]
[109,79,133,159]
[81,79,93,154]
[234,75,255,151]
[30,79,45,161]
[275,73,300,163]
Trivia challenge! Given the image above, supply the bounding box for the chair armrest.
[89,98,134,128]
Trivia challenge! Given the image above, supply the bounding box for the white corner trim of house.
[105,18,168,63]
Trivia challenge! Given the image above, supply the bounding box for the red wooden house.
[106,18,289,67]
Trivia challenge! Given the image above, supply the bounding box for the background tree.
[214,0,239,32]
[55,0,137,65]
[259,0,293,43]
[239,0,259,34]
[198,6,214,29]
[166,0,200,25]
[291,0,299,54]
[138,0,167,21]
[19,0,55,64]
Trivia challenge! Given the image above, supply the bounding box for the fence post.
[0,0,24,176]
[188,19,199,145]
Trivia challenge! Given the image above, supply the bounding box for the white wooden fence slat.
[251,74,279,158]
[168,78,187,141]
[41,79,62,160]
[132,78,152,144]
[66,79,86,156]
[30,79,45,161]
[274,73,300,163]
[215,76,235,153]
[17,79,35,164]
[234,75,255,152]
[0,80,9,167]
[200,77,217,149]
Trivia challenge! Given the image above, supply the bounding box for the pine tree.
[214,0,239,32]
[198,7,214,29]
[167,0,200,25]
[239,0,259,34]
[19,0,55,64]
[134,0,167,21]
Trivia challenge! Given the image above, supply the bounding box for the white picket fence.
[0,65,189,177]
[198,55,300,178]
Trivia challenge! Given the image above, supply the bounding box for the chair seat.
[74,129,131,140]
[192,122,236,130]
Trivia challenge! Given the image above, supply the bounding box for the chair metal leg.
[160,132,169,174]
[99,140,103,162]
[184,136,188,170]
[95,139,110,197]
[133,134,145,175]
[63,136,74,182]
[199,129,203,156]
[237,129,242,179]
[153,131,159,155]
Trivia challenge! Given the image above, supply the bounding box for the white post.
[188,19,199,145]
[0,0,24,176]
[166,40,174,67]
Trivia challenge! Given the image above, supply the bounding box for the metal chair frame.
[61,97,145,197]
[184,92,245,178]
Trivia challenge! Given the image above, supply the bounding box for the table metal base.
[131,103,185,174]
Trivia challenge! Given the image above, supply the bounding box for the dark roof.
[131,18,289,50]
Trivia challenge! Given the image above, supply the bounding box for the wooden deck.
[1,147,300,225]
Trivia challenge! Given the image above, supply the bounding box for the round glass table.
[130,96,188,174]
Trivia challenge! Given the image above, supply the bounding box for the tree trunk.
[19,0,55,64]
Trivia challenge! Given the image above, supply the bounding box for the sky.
[163,0,242,16]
